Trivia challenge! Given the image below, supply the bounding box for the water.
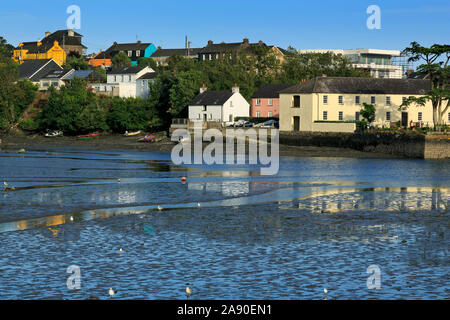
[0,148,448,299]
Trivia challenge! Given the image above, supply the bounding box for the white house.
[188,85,250,123]
[91,65,155,98]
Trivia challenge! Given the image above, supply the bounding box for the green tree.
[400,42,450,129]
[137,57,157,70]
[360,103,376,124]
[111,52,132,69]
[0,36,14,57]
[169,70,205,117]
[147,72,177,128]
[63,55,90,70]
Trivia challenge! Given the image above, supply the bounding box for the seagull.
[324,288,328,294]
[70,216,74,222]
[197,203,201,207]
[186,286,192,299]
[109,288,116,298]
[119,248,123,253]
[157,205,163,211]
[3,182,7,187]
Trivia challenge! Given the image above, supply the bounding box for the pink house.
[250,84,294,118]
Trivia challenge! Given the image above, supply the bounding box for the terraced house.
[279,77,443,133]
[12,29,86,66]
[89,41,157,67]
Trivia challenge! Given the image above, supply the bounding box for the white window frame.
[256,99,261,106]
[268,98,273,106]
[338,111,343,121]
[338,96,343,105]
[268,111,273,117]
[128,51,132,57]
[323,111,328,120]
[323,95,328,105]
[355,96,360,105]
[256,111,260,118]
[386,111,391,121]
[386,96,391,106]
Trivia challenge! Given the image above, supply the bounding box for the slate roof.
[198,41,267,54]
[251,84,295,98]
[18,59,63,81]
[279,77,431,95]
[105,42,152,52]
[16,30,86,53]
[41,69,74,80]
[63,70,94,80]
[151,48,202,57]
[108,66,147,75]
[190,91,234,106]
[137,72,158,80]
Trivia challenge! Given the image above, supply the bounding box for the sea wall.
[279,131,449,159]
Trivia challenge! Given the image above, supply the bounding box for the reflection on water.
[0,148,448,299]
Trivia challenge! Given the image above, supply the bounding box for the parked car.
[260,120,279,128]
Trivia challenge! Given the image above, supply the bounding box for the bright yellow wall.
[12,41,66,66]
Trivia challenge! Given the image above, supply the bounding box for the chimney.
[258,40,263,45]
[243,38,249,45]
[137,40,141,44]
[232,83,239,93]
[113,41,118,45]
[157,46,161,50]
[68,29,74,37]
[200,83,207,94]
[45,31,51,38]
[207,40,213,46]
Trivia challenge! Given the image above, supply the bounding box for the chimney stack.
[258,40,263,45]
[243,38,249,45]
[137,40,141,44]
[68,29,74,37]
[207,40,213,46]
[45,31,51,38]
[200,83,207,94]
[232,83,239,93]
[157,46,162,50]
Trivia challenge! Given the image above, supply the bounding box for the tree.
[111,52,132,69]
[401,42,450,129]
[137,57,157,70]
[0,36,14,57]
[63,55,90,70]
[360,103,376,124]
[169,70,205,117]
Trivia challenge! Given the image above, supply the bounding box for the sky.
[1,0,449,54]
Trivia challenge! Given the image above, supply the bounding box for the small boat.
[124,130,141,137]
[77,133,100,139]
[138,135,155,143]
[45,130,63,137]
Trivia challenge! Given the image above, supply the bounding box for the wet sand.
[0,131,399,158]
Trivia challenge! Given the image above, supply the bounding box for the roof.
[279,77,431,95]
[198,40,267,54]
[137,72,158,80]
[16,30,86,52]
[41,69,73,80]
[18,59,63,81]
[105,42,152,54]
[108,66,147,75]
[190,90,234,106]
[151,48,202,58]
[251,84,295,98]
[64,70,94,80]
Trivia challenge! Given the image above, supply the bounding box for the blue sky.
[1,0,448,53]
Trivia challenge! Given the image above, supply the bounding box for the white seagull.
[197,203,201,207]
[324,288,328,294]
[157,205,163,211]
[186,286,192,299]
[109,288,116,298]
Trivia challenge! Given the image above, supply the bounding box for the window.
[128,75,131,82]
[268,111,273,117]
[418,112,422,121]
[293,95,300,108]
[256,111,260,118]
[229,114,233,122]
[371,96,376,104]
[136,50,141,57]
[128,51,132,57]
[338,111,343,121]
[338,96,343,105]
[355,112,360,121]
[268,99,273,106]
[448,113,450,121]
[256,99,261,106]
[323,111,328,120]
[386,112,391,121]
[230,101,233,108]
[202,105,207,111]
[323,95,328,104]
[386,96,391,106]
[114,76,117,82]
[355,96,360,105]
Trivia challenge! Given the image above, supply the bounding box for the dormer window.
[128,51,132,57]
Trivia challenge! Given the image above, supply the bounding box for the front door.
[293,116,300,131]
[203,114,208,122]
[401,112,408,127]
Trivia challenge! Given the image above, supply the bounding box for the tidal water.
[0,147,448,300]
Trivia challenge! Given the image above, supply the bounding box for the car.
[260,120,279,128]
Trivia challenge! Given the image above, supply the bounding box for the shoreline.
[0,132,402,159]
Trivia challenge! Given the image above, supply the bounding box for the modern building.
[188,85,250,123]
[91,66,155,98]
[18,59,63,84]
[13,30,86,66]
[251,84,294,118]
[151,47,202,66]
[279,77,439,133]
[297,49,405,79]
[39,69,75,90]
[89,41,157,68]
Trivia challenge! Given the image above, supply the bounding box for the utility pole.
[185,35,188,57]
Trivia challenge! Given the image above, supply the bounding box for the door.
[401,112,408,127]
[293,116,300,131]
[203,114,208,122]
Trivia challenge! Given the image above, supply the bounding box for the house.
[151,47,202,66]
[89,41,157,68]
[279,77,440,133]
[251,84,294,118]
[38,69,75,90]
[297,49,406,79]
[136,72,159,98]
[188,85,250,123]
[18,59,63,84]
[91,66,155,98]
[13,30,86,66]
[63,70,105,83]
[198,38,286,63]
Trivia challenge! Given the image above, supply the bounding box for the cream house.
[279,77,442,133]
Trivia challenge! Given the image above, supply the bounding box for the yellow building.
[13,40,66,66]
[279,77,445,132]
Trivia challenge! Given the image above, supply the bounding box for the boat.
[77,133,100,139]
[138,135,155,143]
[45,130,63,137]
[124,130,141,136]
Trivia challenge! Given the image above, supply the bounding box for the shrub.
[19,118,39,131]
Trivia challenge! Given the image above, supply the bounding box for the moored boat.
[124,130,141,136]
[138,135,155,143]
[77,133,101,139]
